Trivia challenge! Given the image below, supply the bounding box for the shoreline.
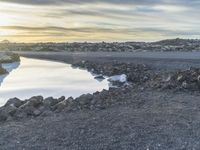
[1,51,200,149]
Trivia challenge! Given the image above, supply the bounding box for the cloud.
[0,0,161,5]
[0,0,199,9]
[0,25,197,36]
[0,0,200,42]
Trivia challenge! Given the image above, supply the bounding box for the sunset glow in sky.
[0,0,200,42]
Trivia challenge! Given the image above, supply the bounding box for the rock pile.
[0,87,134,122]
[155,67,200,91]
[73,61,152,84]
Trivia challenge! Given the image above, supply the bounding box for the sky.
[0,0,200,42]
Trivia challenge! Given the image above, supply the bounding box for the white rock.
[108,74,127,83]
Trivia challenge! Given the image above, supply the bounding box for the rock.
[28,96,43,108]
[67,97,74,103]
[33,109,42,116]
[4,105,18,116]
[94,75,105,82]
[43,97,59,107]
[77,94,93,106]
[0,105,18,121]
[19,104,35,116]
[5,97,24,108]
[182,81,188,89]
[58,96,65,102]
[177,75,184,82]
[0,111,7,122]
[158,67,200,91]
[108,74,127,83]
[53,100,68,112]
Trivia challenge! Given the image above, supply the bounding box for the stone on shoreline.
[0,86,130,122]
[0,52,20,75]
[5,98,24,108]
[0,66,8,75]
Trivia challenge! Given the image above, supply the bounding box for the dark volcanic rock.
[53,97,73,112]
[0,86,133,122]
[154,67,200,91]
[28,96,43,108]
[43,97,60,107]
[73,61,152,84]
[5,98,24,108]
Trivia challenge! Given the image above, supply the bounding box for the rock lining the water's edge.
[0,86,134,122]
[0,52,20,75]
[72,61,153,84]
[0,65,8,75]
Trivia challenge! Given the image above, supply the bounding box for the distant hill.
[152,38,200,46]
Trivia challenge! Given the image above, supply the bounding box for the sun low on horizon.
[0,0,200,43]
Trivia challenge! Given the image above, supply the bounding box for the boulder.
[19,103,35,116]
[77,94,93,106]
[28,96,43,108]
[53,100,68,112]
[5,97,24,108]
[0,111,7,122]
[4,105,18,116]
[44,97,59,107]
[58,96,65,102]
[94,75,105,82]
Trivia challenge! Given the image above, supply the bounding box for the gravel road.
[17,51,200,71]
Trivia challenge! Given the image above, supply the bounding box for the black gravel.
[1,57,200,149]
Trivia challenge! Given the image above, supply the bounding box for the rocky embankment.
[0,52,20,75]
[157,67,200,91]
[72,61,152,83]
[1,60,200,122]
[0,61,152,122]
[0,87,134,122]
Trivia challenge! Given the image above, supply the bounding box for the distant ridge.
[152,38,200,46]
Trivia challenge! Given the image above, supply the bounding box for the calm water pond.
[0,57,109,106]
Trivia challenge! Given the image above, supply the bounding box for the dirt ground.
[1,52,200,150]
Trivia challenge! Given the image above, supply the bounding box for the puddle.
[0,57,109,106]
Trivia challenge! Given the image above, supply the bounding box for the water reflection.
[0,57,109,106]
